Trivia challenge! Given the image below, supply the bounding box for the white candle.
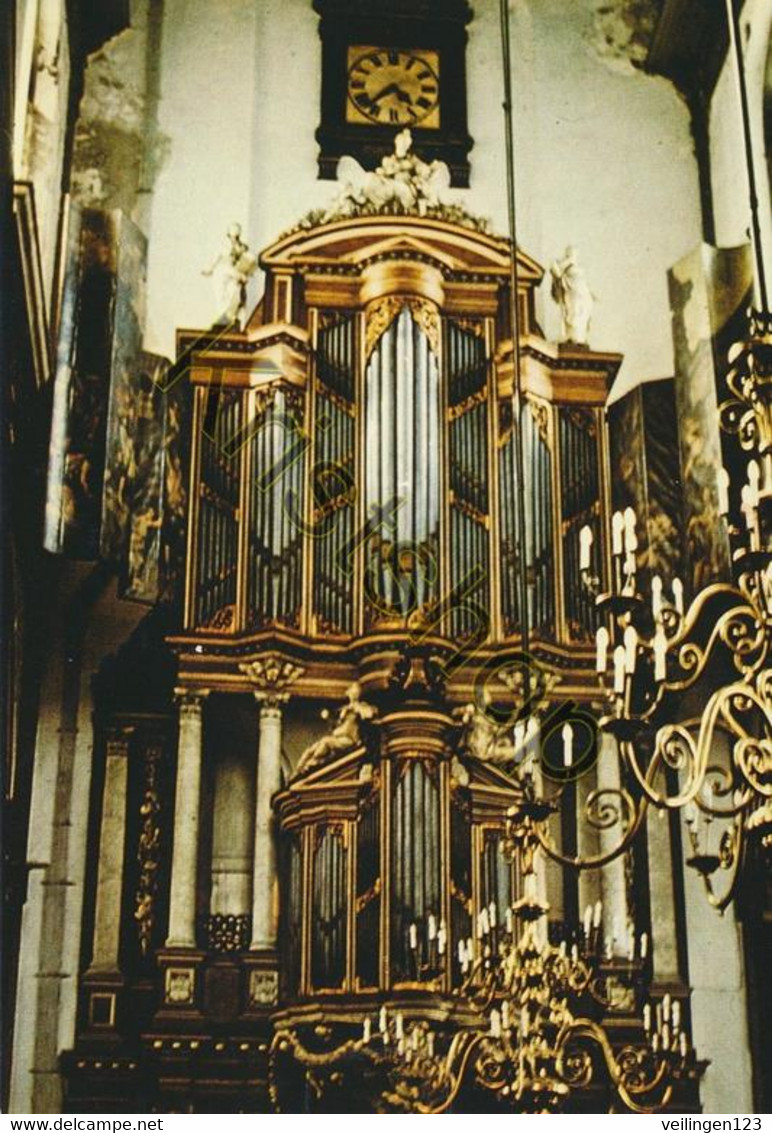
[679,1032,688,1058]
[409,923,418,950]
[395,1013,404,1039]
[428,914,437,941]
[624,624,638,674]
[613,645,626,693]
[717,467,730,516]
[502,1000,510,1030]
[672,1000,681,1030]
[672,577,684,616]
[488,901,497,928]
[583,904,593,938]
[651,574,663,621]
[595,626,609,673]
[643,1004,652,1031]
[505,907,513,935]
[593,899,603,929]
[653,624,667,682]
[458,940,465,965]
[747,459,760,503]
[379,1006,388,1033]
[467,936,474,963]
[490,1008,502,1038]
[612,510,625,556]
[640,931,648,959]
[623,507,638,552]
[663,993,671,1021]
[513,719,526,753]
[437,920,446,955]
[623,550,637,589]
[562,722,574,768]
[579,524,594,571]
[363,1017,372,1043]
[427,1032,435,1058]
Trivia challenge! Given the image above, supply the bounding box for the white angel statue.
[202,223,258,326]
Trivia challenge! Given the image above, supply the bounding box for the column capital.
[104,725,135,759]
[240,655,304,710]
[254,692,287,715]
[174,687,210,716]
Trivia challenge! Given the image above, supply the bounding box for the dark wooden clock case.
[314,0,474,187]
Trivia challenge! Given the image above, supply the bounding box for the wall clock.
[314,0,473,188]
[345,47,441,128]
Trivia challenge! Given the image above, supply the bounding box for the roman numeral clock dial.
[346,47,441,128]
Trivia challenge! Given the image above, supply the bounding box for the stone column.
[250,696,284,950]
[166,689,208,948]
[239,655,304,953]
[89,729,132,971]
[597,733,630,953]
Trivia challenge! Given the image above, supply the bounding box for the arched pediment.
[259,214,544,285]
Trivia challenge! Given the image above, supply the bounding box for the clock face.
[346,47,441,129]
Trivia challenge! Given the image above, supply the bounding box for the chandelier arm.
[556,1019,673,1114]
[536,787,645,870]
[414,1032,485,1115]
[662,602,768,693]
[700,815,745,915]
[623,680,736,810]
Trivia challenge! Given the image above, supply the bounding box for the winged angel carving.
[324,128,452,221]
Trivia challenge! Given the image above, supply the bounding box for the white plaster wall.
[709,0,772,303]
[141,0,702,402]
[143,0,259,353]
[470,0,702,401]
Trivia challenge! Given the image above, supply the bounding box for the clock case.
[314,0,473,188]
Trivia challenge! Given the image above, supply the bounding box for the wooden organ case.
[65,213,631,1113]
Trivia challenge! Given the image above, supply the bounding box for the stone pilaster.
[88,728,133,972]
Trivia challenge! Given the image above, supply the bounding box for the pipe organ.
[181,218,618,655]
[67,211,672,1115]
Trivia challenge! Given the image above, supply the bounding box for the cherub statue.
[294,683,378,776]
[549,245,594,345]
[453,692,515,764]
[202,223,258,326]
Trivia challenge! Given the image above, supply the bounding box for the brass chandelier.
[270,803,699,1113]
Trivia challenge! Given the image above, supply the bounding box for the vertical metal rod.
[499,0,531,661]
[724,0,768,312]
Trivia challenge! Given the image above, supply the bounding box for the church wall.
[141,0,701,405]
[708,0,772,300]
[9,574,145,1113]
[14,0,71,312]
